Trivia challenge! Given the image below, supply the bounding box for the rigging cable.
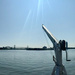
[42,29,54,57]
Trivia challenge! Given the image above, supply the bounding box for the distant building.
[43,46,47,49]
[14,45,16,49]
[6,46,11,49]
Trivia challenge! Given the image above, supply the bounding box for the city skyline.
[0,0,75,47]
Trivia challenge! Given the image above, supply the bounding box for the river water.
[0,49,75,75]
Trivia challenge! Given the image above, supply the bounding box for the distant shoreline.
[0,47,53,50]
[0,47,75,50]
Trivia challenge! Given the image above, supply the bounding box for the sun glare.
[21,0,52,36]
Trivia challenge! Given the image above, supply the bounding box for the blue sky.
[0,0,75,48]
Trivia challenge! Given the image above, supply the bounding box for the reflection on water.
[0,49,75,75]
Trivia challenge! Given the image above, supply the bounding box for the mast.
[42,25,70,75]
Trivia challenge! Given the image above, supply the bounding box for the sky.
[0,0,75,48]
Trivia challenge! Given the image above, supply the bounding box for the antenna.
[42,25,71,75]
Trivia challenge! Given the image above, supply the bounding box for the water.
[0,49,75,75]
